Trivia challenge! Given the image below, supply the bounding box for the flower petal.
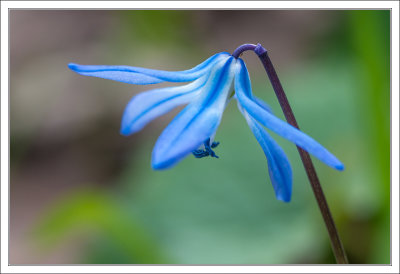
[238,103,292,202]
[120,76,207,136]
[68,52,230,85]
[152,57,236,169]
[68,64,163,85]
[253,96,273,113]
[235,58,344,171]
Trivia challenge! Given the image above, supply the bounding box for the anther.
[191,138,220,159]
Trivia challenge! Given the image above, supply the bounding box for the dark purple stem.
[232,44,257,58]
[232,43,348,264]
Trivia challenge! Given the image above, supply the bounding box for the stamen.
[211,141,219,148]
[191,138,220,159]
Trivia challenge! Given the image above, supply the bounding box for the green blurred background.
[10,10,390,264]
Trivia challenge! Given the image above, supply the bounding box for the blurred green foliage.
[31,10,390,264]
[34,189,169,263]
[347,10,390,264]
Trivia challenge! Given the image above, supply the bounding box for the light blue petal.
[253,96,273,113]
[68,52,230,85]
[68,64,163,85]
[238,104,292,202]
[120,76,208,136]
[235,59,344,171]
[152,57,236,169]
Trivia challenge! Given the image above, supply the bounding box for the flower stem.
[233,43,348,264]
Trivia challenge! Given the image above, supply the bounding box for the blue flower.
[68,52,343,202]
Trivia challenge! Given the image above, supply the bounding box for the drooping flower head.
[69,44,343,202]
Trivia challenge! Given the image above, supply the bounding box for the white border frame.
[1,1,399,273]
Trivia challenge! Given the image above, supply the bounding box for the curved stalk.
[232,43,348,264]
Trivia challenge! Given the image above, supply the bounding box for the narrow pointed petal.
[120,76,207,135]
[235,59,344,171]
[152,57,236,169]
[239,104,292,202]
[68,52,230,85]
[237,94,272,113]
[253,96,273,113]
[68,63,163,85]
